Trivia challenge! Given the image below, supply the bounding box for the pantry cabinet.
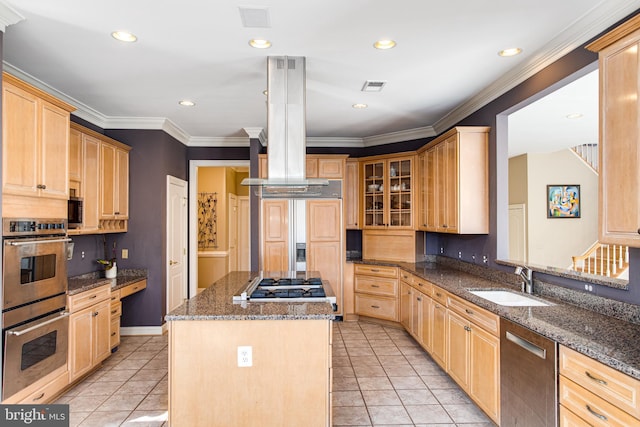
[2,73,75,218]
[587,15,640,247]
[417,126,489,234]
[68,285,111,383]
[345,159,359,229]
[100,142,130,221]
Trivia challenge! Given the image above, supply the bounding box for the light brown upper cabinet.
[361,153,415,229]
[587,16,640,247]
[258,154,346,179]
[417,127,489,234]
[2,73,75,218]
[69,123,130,235]
[345,159,359,229]
[261,199,289,272]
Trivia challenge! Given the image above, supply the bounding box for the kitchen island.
[165,271,336,427]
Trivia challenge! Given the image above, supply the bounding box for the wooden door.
[2,81,39,196]
[307,200,342,313]
[431,302,447,369]
[115,148,129,218]
[83,135,101,232]
[317,157,344,178]
[420,294,433,351]
[469,325,500,422]
[167,176,188,310]
[100,142,116,218]
[599,36,640,245]
[345,160,359,229]
[362,160,386,227]
[447,310,470,389]
[39,101,70,199]
[400,282,413,331]
[387,157,413,228]
[238,196,251,270]
[68,308,94,382]
[425,148,437,231]
[443,136,459,233]
[93,299,111,364]
[262,200,288,272]
[69,128,83,197]
[412,291,422,341]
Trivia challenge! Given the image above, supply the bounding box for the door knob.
[170,260,178,265]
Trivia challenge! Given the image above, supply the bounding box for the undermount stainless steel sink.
[468,290,552,307]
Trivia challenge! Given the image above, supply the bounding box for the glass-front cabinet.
[362,154,414,229]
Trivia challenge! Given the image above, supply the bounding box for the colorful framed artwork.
[547,185,580,218]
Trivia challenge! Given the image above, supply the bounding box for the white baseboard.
[120,326,164,336]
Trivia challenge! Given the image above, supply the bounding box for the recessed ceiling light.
[374,39,396,50]
[498,47,522,57]
[111,31,137,43]
[179,100,195,107]
[566,113,583,119]
[352,103,368,109]
[249,39,271,49]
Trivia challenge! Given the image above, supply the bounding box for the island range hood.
[242,56,337,198]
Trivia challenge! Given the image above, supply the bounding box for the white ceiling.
[2,0,638,147]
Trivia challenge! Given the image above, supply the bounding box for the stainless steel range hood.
[242,56,331,196]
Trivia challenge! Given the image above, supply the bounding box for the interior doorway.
[188,160,250,298]
[166,175,188,313]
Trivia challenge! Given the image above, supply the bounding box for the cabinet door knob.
[93,311,99,317]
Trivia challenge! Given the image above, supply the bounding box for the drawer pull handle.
[33,392,45,401]
[111,332,117,336]
[436,292,442,297]
[465,309,474,315]
[111,309,117,314]
[418,283,423,287]
[586,404,608,421]
[585,371,608,386]
[89,295,97,299]
[371,305,380,309]
[464,326,471,332]
[417,297,422,301]
[371,285,380,288]
[370,269,380,272]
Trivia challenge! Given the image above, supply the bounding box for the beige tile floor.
[56,321,495,426]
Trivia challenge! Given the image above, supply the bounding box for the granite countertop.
[355,259,640,380]
[68,269,148,296]
[165,271,336,321]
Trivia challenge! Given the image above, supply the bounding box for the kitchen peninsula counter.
[165,271,334,427]
[354,259,640,381]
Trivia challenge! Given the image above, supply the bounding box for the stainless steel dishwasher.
[500,318,557,426]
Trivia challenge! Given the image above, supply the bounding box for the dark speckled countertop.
[68,269,147,295]
[356,259,640,380]
[165,271,336,321]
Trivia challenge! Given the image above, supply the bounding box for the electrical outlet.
[483,255,488,264]
[458,251,462,259]
[81,251,85,259]
[440,247,444,254]
[238,346,252,367]
[122,249,129,259]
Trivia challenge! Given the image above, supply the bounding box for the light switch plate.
[122,249,129,259]
[237,346,252,367]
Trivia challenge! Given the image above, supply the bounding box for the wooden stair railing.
[572,242,629,278]
[571,144,598,173]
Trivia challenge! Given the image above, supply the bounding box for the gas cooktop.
[233,272,337,310]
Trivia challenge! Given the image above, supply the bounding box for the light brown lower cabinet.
[430,288,448,370]
[68,285,111,383]
[559,345,640,426]
[354,264,398,321]
[168,319,332,427]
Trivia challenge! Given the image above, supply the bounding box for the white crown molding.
[432,0,640,135]
[243,127,263,139]
[0,2,24,32]
[188,136,250,147]
[363,126,437,147]
[306,137,364,148]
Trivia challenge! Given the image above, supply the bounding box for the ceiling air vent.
[362,80,387,92]
[238,7,271,28]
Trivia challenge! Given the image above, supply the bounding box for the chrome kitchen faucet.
[514,266,533,294]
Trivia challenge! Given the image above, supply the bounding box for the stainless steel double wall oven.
[2,218,70,400]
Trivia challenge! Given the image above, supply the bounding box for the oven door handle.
[6,238,72,246]
[7,311,70,336]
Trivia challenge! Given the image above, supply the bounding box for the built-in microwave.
[68,197,83,229]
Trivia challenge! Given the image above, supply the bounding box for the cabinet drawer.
[2,366,69,404]
[560,404,593,427]
[560,376,639,426]
[354,264,398,278]
[110,318,120,349]
[110,289,120,303]
[412,277,432,295]
[355,294,397,321]
[399,271,414,284]
[354,275,398,297]
[120,279,147,298]
[68,285,110,313]
[432,285,448,306]
[110,301,122,319]
[447,294,499,336]
[560,345,640,418]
